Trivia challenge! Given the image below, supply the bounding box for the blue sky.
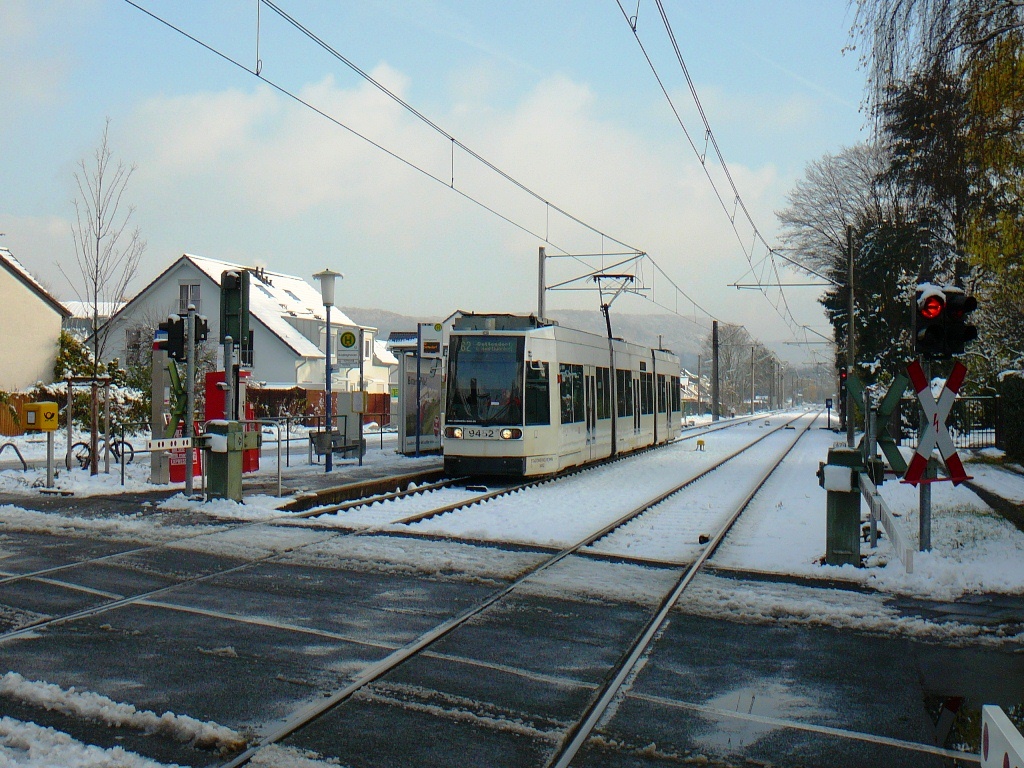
[1,1,869,363]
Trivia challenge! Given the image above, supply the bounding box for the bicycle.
[70,437,135,469]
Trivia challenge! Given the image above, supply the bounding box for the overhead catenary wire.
[258,0,721,326]
[123,0,729,332]
[615,0,829,350]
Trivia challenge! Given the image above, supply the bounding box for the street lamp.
[314,269,343,472]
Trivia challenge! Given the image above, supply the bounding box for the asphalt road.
[2,512,1020,767]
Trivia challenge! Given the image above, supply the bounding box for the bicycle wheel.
[112,440,134,464]
[70,441,92,469]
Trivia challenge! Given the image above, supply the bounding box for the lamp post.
[314,269,343,473]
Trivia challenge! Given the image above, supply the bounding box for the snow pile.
[248,744,342,767]
[676,574,1019,645]
[0,505,211,543]
[0,672,246,753]
[0,716,181,768]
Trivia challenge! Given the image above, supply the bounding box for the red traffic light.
[919,294,944,320]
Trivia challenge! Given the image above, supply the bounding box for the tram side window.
[671,376,681,412]
[657,374,667,413]
[525,362,550,425]
[559,364,585,424]
[641,372,655,415]
[596,367,611,419]
[616,369,633,417]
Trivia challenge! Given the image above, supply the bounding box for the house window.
[179,283,200,313]
[125,327,145,367]
[364,335,372,360]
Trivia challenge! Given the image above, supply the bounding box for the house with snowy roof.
[103,253,395,395]
[0,248,71,391]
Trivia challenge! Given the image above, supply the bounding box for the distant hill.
[342,306,707,369]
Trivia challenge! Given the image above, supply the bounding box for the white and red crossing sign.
[904,360,971,486]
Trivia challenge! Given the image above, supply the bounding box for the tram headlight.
[499,428,522,439]
[444,427,464,439]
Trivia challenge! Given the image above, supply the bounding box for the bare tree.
[851,0,1024,110]
[776,142,900,274]
[63,119,146,474]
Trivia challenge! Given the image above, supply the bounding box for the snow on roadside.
[675,573,1022,646]
[965,460,1024,504]
[248,744,345,767]
[712,421,1024,601]
[0,672,247,752]
[0,716,182,768]
[0,505,220,543]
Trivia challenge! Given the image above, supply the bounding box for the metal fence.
[896,396,1001,450]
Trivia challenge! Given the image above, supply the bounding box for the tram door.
[633,374,642,438]
[584,368,597,460]
[658,374,669,440]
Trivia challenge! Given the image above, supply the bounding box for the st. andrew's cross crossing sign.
[904,360,971,486]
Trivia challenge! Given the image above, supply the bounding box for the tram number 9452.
[454,427,523,440]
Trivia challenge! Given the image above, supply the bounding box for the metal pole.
[867,390,878,547]
[103,383,111,474]
[358,327,364,467]
[224,336,234,422]
[538,246,546,320]
[415,325,422,457]
[66,377,72,470]
[602,303,617,457]
[919,358,932,551]
[46,430,54,488]
[696,355,702,418]
[712,321,720,422]
[325,307,333,473]
[750,347,755,416]
[846,225,856,447]
[185,305,196,496]
[276,423,282,497]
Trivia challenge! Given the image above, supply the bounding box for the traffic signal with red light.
[914,287,946,357]
[943,289,978,355]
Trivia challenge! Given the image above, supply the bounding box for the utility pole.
[712,320,720,422]
[696,355,702,417]
[846,225,856,447]
[537,246,546,321]
[750,347,755,415]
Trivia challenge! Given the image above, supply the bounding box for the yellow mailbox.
[23,402,59,432]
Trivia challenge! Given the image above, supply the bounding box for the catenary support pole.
[538,246,546,320]
[712,320,720,422]
[750,347,755,415]
[846,225,856,447]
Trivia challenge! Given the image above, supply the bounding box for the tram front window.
[447,336,525,426]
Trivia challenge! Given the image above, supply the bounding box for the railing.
[896,396,1000,450]
[0,442,28,471]
[859,473,914,573]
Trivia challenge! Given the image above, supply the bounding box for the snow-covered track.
[217,413,819,767]
[544,411,821,767]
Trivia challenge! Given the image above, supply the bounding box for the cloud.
[114,65,820,344]
[0,214,75,297]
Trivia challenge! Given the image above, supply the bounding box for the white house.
[0,248,70,391]
[103,253,394,394]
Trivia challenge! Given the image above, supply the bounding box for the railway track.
[1,409,988,766]
[0,413,768,610]
[215,411,816,766]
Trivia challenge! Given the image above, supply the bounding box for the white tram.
[443,314,683,477]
